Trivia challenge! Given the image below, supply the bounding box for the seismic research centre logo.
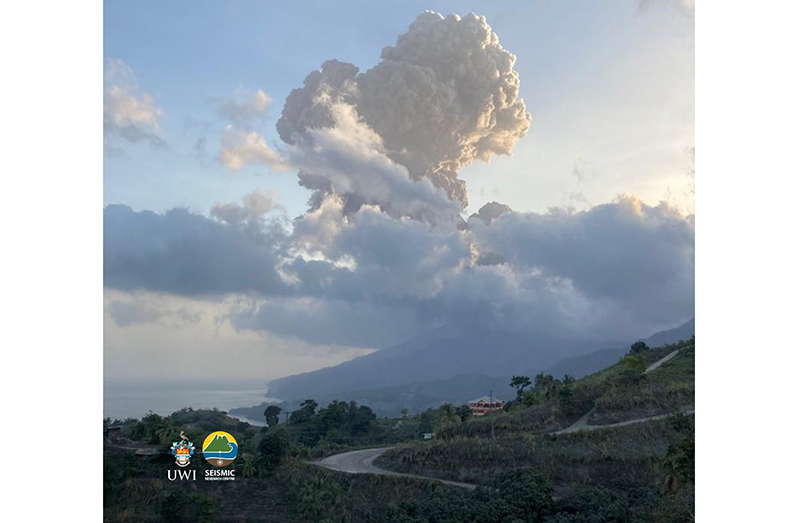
[202,431,238,481]
[203,431,238,467]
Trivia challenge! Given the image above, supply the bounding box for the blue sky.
[104,0,694,218]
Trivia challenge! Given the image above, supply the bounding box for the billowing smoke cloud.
[470,201,513,224]
[287,102,461,224]
[278,12,531,213]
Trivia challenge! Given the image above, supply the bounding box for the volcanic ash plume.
[278,12,532,214]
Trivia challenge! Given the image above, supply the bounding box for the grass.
[591,345,694,425]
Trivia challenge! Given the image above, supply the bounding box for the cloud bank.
[105,195,694,346]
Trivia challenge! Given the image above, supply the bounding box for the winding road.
[313,447,478,490]
[312,348,693,489]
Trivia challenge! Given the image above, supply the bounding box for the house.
[468,395,505,416]
[134,448,162,462]
[422,432,433,440]
[104,426,122,441]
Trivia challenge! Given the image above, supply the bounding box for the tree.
[455,404,472,422]
[289,399,318,424]
[618,354,647,386]
[258,428,290,471]
[523,373,560,406]
[350,404,376,436]
[661,414,695,494]
[434,404,461,432]
[154,416,174,445]
[629,341,649,354]
[510,375,532,397]
[264,405,282,428]
[622,354,647,374]
[494,469,553,522]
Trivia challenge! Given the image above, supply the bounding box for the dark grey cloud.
[229,297,421,348]
[470,196,695,332]
[104,193,694,345]
[104,204,287,297]
[106,294,201,328]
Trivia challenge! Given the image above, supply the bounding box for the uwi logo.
[168,432,197,481]
[170,432,196,467]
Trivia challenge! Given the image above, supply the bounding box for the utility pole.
[490,390,495,440]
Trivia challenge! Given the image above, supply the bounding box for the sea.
[103,379,280,426]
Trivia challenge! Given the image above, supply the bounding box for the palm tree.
[242,456,257,478]
[154,417,173,445]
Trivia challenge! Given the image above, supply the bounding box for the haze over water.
[103,379,278,422]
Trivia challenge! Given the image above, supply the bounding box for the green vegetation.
[104,337,694,522]
[375,337,695,520]
[378,419,682,487]
[264,405,282,428]
[279,461,691,523]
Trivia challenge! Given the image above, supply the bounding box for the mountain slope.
[266,329,619,401]
[544,318,695,379]
[234,319,695,417]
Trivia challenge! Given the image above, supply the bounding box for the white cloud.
[217,88,273,128]
[103,58,165,152]
[218,127,289,172]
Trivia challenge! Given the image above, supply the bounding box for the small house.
[134,448,162,462]
[468,395,505,416]
[104,426,122,441]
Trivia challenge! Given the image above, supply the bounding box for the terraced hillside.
[375,338,695,492]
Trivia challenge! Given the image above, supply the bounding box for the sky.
[103,0,694,383]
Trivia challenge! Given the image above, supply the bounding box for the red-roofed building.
[468,395,504,416]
